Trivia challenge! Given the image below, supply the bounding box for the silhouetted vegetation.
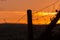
[38,10,60,40]
[0,10,60,40]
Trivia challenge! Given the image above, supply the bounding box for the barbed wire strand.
[0,0,60,24]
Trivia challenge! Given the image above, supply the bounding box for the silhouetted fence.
[27,9,33,40]
[27,9,60,40]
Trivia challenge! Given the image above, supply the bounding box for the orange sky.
[0,0,60,11]
[0,11,60,25]
[0,0,60,25]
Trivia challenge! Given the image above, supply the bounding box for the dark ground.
[0,23,60,40]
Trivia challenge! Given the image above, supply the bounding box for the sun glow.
[34,12,57,16]
[0,11,59,25]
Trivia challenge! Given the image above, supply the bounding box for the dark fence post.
[27,9,33,40]
[39,10,60,40]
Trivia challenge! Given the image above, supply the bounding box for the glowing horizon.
[0,11,60,25]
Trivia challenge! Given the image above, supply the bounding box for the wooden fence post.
[27,9,33,40]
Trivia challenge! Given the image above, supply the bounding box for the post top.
[27,9,32,11]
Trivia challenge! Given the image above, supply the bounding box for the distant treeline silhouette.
[0,9,60,40]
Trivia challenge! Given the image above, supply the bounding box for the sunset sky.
[0,0,60,24]
[0,0,60,11]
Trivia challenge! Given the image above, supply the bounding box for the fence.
[27,9,60,40]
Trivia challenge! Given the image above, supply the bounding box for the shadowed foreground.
[0,23,60,40]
